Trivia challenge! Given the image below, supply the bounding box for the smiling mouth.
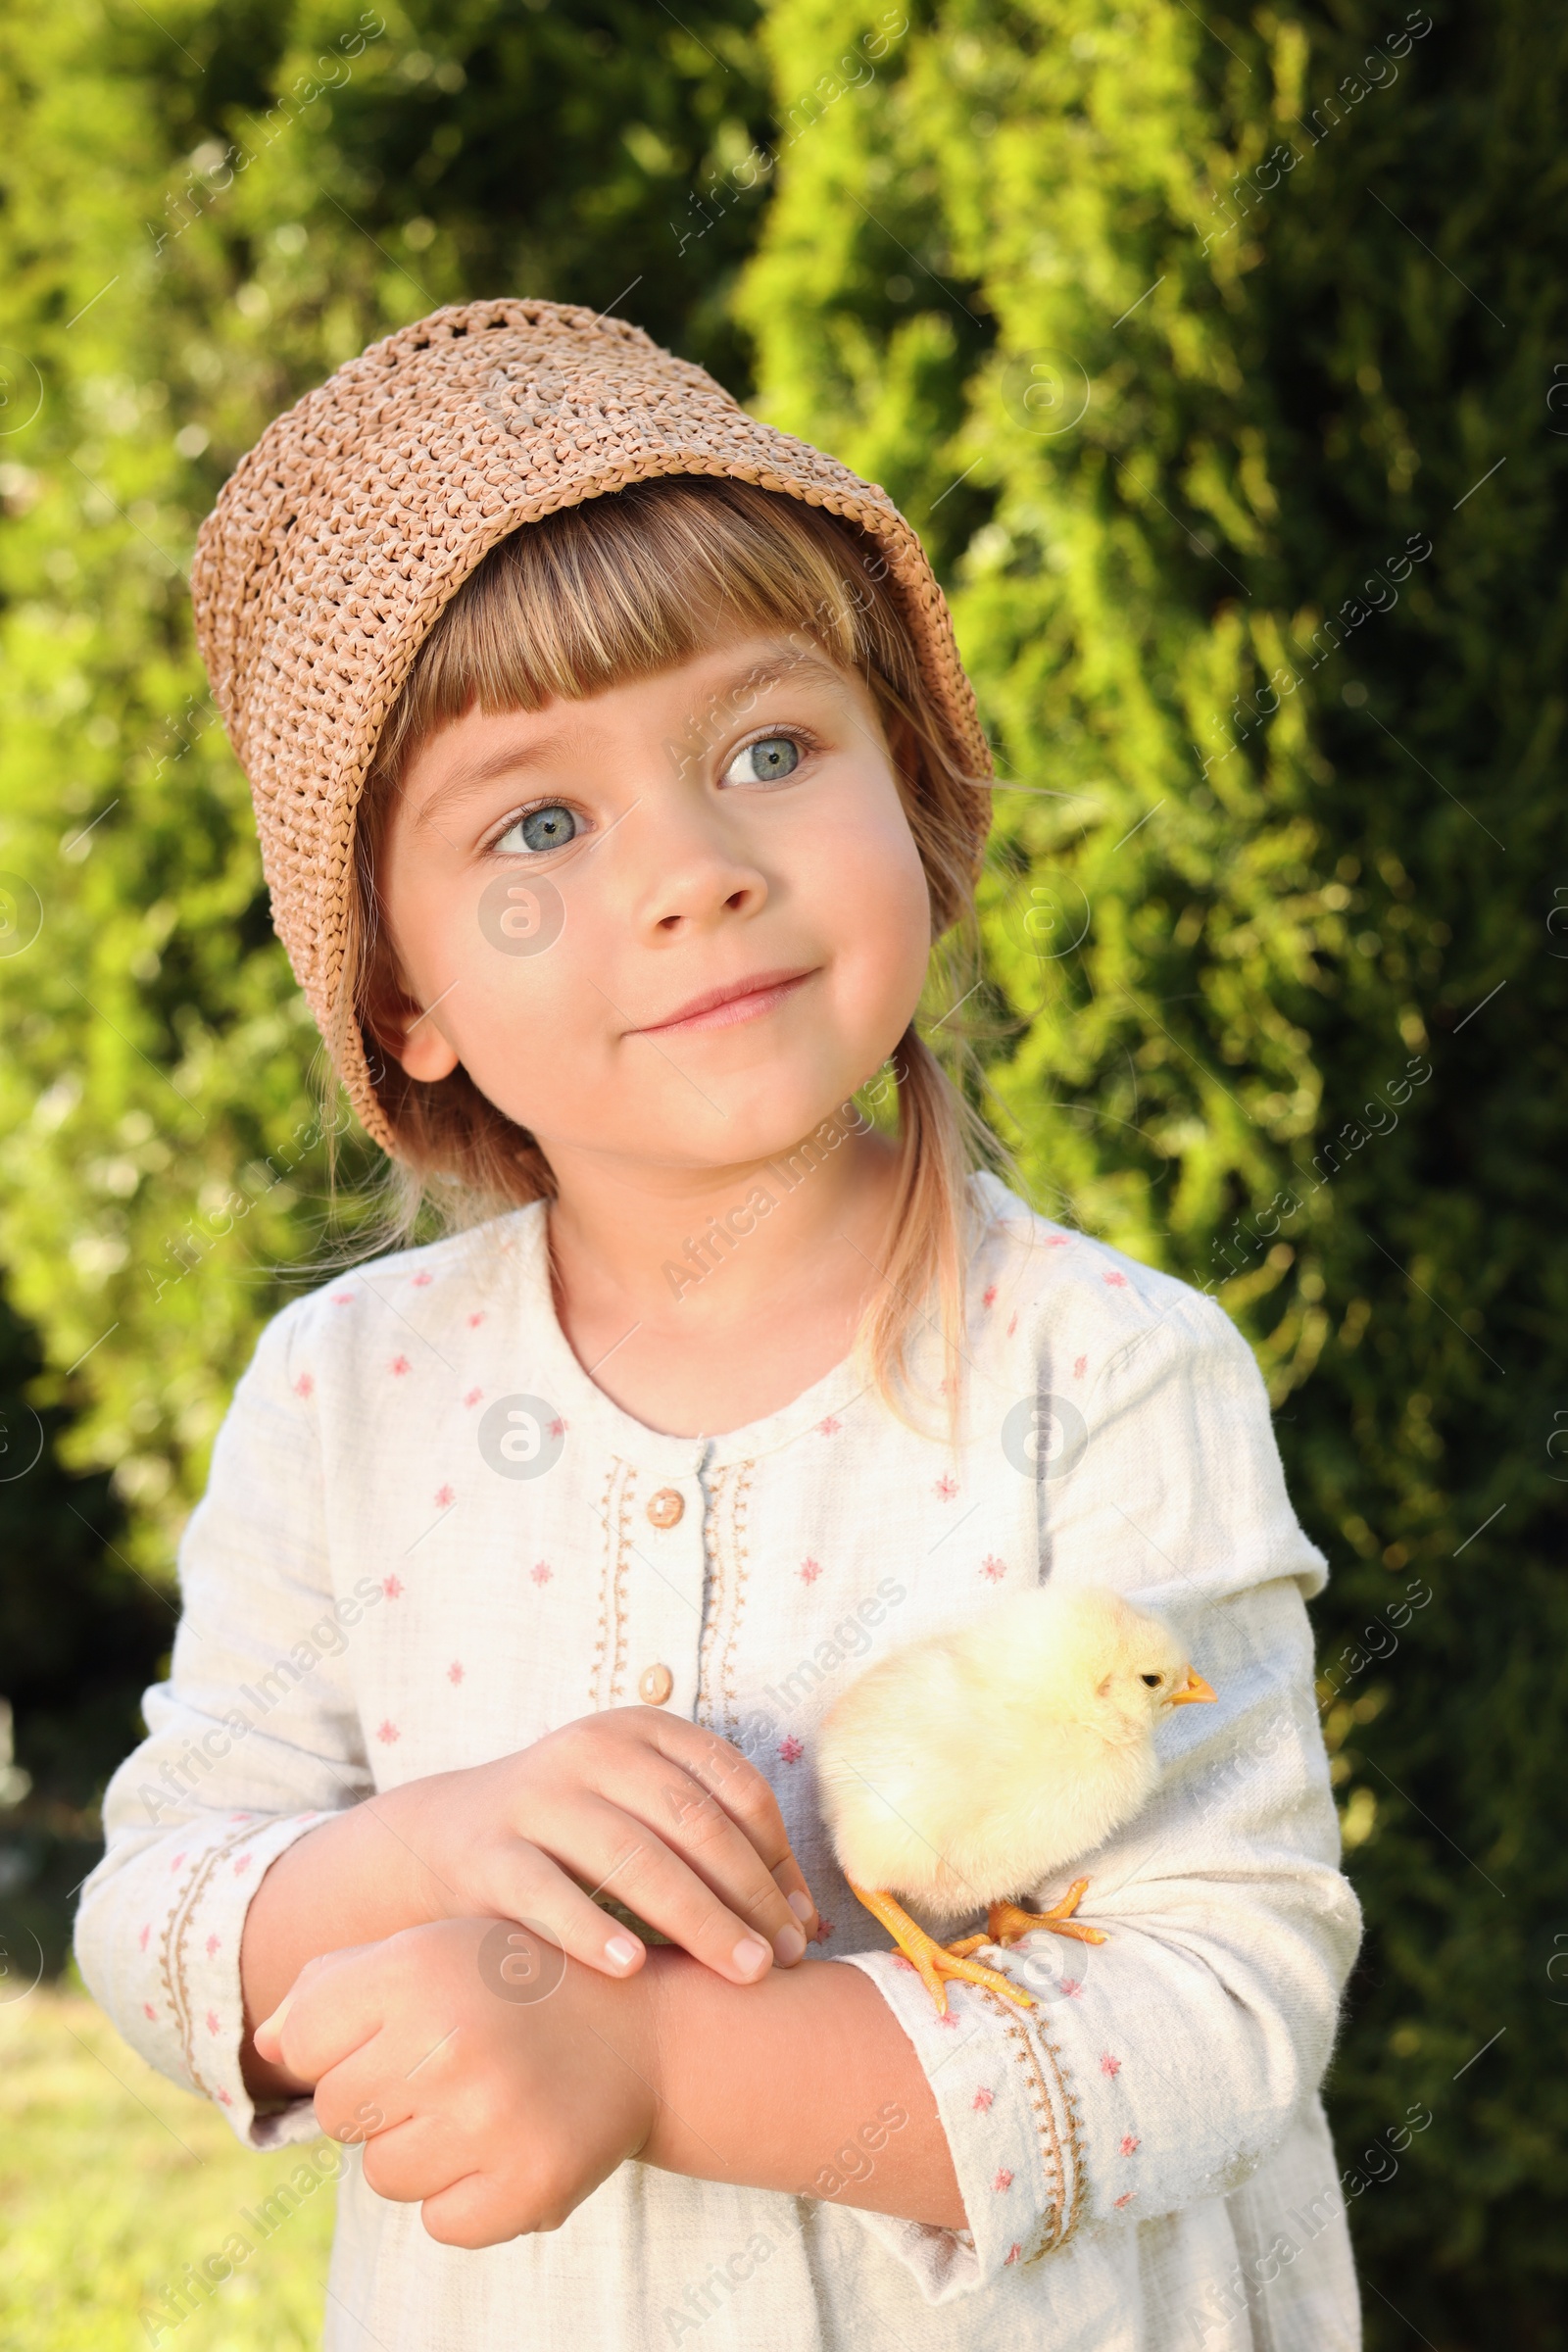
[635,967,817,1037]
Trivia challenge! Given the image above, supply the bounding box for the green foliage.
[0,0,767,1585]
[739,0,1568,2339]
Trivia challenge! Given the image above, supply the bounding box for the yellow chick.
[817,1585,1215,2012]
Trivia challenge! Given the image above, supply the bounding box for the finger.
[420,2167,550,2251]
[466,1846,657,1983]
[311,2042,408,2150]
[549,1711,820,1939]
[548,1795,800,1983]
[639,1716,819,1920]
[270,1947,388,2084]
[360,2114,468,2210]
[254,1939,383,2057]
[610,1745,815,1957]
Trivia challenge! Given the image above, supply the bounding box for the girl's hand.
[379,1707,818,1987]
[259,1920,658,2249]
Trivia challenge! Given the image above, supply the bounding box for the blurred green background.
[0,0,1564,2343]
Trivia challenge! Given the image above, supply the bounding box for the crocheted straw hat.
[190,297,992,1149]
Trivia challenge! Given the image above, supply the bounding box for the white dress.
[75,1174,1363,2350]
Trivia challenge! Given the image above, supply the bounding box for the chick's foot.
[849,1884,1035,2014]
[986,1878,1107,1947]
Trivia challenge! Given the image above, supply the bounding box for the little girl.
[77,299,1362,2351]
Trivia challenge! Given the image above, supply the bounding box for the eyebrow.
[411,644,854,828]
[413,733,573,830]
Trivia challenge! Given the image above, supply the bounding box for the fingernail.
[605,1936,641,1970]
[787,1890,813,1924]
[773,1924,807,1966]
[256,1992,293,2042]
[733,1936,771,1978]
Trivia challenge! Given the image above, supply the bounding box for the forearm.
[239,1788,447,2097]
[639,1950,965,2230]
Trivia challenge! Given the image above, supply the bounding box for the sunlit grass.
[0,1978,333,2349]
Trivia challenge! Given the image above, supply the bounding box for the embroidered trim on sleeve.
[159,1823,267,2099]
[987,1996,1086,2262]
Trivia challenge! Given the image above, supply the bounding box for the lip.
[634,966,817,1037]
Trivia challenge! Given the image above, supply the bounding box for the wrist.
[345,1775,459,1927]
[633,1945,689,2168]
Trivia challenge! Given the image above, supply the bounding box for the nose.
[634,798,770,938]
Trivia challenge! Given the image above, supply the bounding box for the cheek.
[800,799,933,1023]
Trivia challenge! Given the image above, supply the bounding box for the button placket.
[631,1467,706,1719]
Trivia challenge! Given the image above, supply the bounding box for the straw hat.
[190,297,991,1148]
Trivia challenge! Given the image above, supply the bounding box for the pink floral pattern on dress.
[1061,1978,1084,1997]
[382,1574,404,1600]
[1120,2133,1140,2155]
[530,1561,553,1587]
[137,1922,150,1952]
[1073,1354,1088,1379]
[980,1554,1007,1583]
[390,1354,412,1377]
[778,1736,805,1765]
[206,1934,220,1957]
[434,1485,455,1507]
[809,1918,834,1944]
[232,1853,252,1876]
[411,1270,432,1288]
[294,1373,315,1399]
[817,1416,841,1437]
[934,1474,958,1501]
[1004,2243,1022,2266]
[206,2008,220,2034]
[1114,2190,1136,2209]
[1101,2050,1122,2076]
[464,1388,483,1408]
[447,1662,465,1686]
[1102,1271,1128,1289]
[972,2087,994,2112]
[142,2001,157,2021]
[375,1720,400,1744]
[1006,1311,1018,1336]
[467,1311,485,1328]
[799,1557,821,1585]
[982,1285,998,1308]
[332,1291,355,1305]
[993,2168,1013,2192]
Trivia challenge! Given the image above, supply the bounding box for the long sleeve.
[837,1286,1361,2300]
[74,1299,382,2148]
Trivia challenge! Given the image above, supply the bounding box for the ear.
[361,962,462,1085]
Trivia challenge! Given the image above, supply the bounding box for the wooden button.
[638,1663,674,1706]
[646,1487,684,1529]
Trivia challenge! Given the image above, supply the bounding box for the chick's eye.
[724,736,800,785]
[1141,1674,1162,1689]
[498,805,578,856]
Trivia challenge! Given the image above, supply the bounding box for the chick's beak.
[1167,1668,1217,1707]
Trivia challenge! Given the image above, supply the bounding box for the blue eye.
[725,736,800,784]
[500,805,577,855]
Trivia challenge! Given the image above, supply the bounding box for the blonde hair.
[341,475,999,1415]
